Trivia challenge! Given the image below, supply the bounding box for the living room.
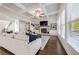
[0,3,79,55]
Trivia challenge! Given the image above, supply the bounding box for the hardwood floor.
[37,36,67,55]
[0,47,14,55]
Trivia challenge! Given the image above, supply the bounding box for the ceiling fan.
[34,9,46,19]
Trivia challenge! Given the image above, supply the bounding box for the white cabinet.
[49,30,57,35]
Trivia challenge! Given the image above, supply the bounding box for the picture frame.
[50,23,57,30]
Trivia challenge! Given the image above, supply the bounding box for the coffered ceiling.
[0,3,60,22]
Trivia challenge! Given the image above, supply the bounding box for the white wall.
[30,18,39,24]
[19,21,26,35]
[15,19,19,33]
[48,17,57,26]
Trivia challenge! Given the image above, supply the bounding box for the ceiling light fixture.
[33,8,46,19]
[34,9,41,18]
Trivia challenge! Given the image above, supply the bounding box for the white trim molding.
[57,33,79,55]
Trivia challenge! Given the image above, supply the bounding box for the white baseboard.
[57,33,79,55]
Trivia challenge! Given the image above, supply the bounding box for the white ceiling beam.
[39,3,59,16]
[47,10,58,16]
[41,3,52,7]
[1,5,30,20]
[14,3,32,14]
[14,3,34,19]
[14,3,26,10]
[14,3,27,13]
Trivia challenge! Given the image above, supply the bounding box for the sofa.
[0,33,41,55]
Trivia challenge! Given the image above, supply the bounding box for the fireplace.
[40,26,49,34]
[41,28,48,33]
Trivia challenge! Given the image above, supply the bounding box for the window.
[15,19,19,33]
[57,16,61,35]
[67,4,79,52]
[60,9,66,39]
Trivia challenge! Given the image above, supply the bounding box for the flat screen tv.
[71,20,79,32]
[40,21,48,26]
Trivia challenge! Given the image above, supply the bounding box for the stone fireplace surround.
[40,26,49,34]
